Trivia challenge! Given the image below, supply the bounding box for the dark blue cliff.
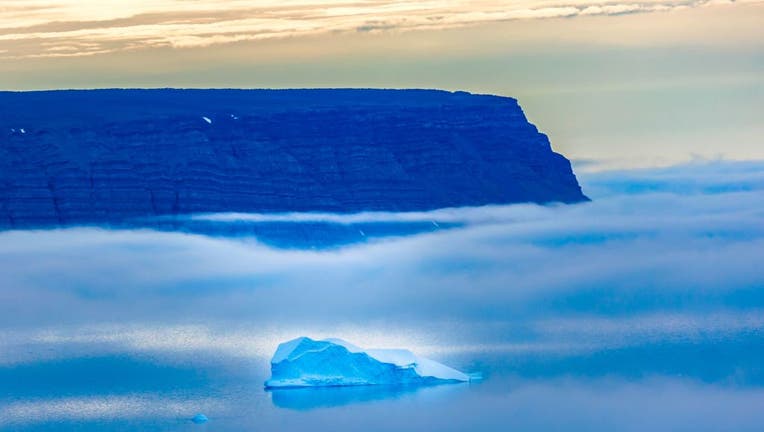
[0,89,586,228]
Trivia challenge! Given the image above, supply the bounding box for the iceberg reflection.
[268,382,468,411]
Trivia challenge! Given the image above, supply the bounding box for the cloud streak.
[0,0,759,58]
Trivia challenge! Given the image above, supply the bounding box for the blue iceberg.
[265,337,469,388]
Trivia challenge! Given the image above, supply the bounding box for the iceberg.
[191,413,208,424]
[265,337,470,388]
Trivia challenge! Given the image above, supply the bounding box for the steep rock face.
[0,89,586,228]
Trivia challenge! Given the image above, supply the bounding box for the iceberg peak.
[265,337,469,388]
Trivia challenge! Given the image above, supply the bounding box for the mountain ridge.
[0,88,587,228]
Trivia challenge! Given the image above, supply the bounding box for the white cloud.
[0,160,762,369]
[0,0,758,58]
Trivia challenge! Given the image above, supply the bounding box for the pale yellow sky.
[1,0,761,58]
[0,1,762,168]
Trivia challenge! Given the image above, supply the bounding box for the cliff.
[0,89,587,228]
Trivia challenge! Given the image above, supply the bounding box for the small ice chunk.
[359,229,365,236]
[230,114,239,120]
[265,337,470,388]
[202,116,212,124]
[20,128,26,134]
[192,413,208,424]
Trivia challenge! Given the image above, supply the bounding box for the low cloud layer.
[0,160,762,363]
[1,0,760,59]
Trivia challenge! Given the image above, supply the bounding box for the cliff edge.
[0,89,587,227]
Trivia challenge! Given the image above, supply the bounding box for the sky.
[0,0,762,168]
